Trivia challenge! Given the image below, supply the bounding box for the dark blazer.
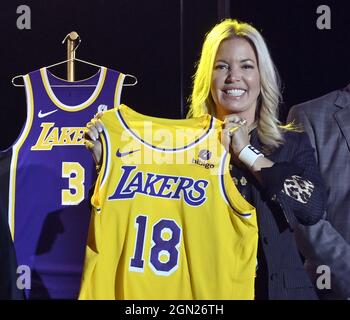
[0,200,24,299]
[249,129,326,300]
[0,151,24,300]
[288,84,350,299]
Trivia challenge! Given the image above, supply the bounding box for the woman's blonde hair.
[188,19,293,150]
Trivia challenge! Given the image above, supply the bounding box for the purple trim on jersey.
[220,152,252,218]
[116,108,213,152]
[11,67,124,299]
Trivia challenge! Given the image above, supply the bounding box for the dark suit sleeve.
[287,103,350,299]
[259,131,326,226]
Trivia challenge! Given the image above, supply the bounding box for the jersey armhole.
[114,73,126,107]
[91,127,110,213]
[2,75,34,152]
[6,75,34,236]
[219,151,256,219]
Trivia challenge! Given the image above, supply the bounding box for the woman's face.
[211,37,261,123]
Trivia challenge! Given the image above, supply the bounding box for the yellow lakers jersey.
[79,104,258,300]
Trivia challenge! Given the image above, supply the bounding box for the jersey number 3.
[61,162,85,205]
[129,215,181,276]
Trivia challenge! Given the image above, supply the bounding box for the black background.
[1,0,349,150]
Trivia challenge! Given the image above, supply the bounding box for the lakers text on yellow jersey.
[79,104,258,300]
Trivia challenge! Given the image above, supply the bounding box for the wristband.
[238,144,264,167]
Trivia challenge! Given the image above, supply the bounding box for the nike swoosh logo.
[38,109,58,118]
[116,148,141,157]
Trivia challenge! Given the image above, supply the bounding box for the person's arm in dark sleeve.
[287,104,350,299]
[259,132,327,226]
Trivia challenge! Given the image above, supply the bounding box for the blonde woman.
[188,18,326,299]
[84,19,326,300]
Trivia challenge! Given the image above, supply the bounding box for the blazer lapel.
[334,87,350,152]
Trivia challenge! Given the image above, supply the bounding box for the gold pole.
[67,31,79,81]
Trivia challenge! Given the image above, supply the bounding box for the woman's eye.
[242,64,254,69]
[215,64,229,70]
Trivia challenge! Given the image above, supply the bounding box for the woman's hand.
[84,112,104,166]
[222,115,250,156]
[222,114,274,175]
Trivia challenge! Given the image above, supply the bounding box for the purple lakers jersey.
[4,67,125,299]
